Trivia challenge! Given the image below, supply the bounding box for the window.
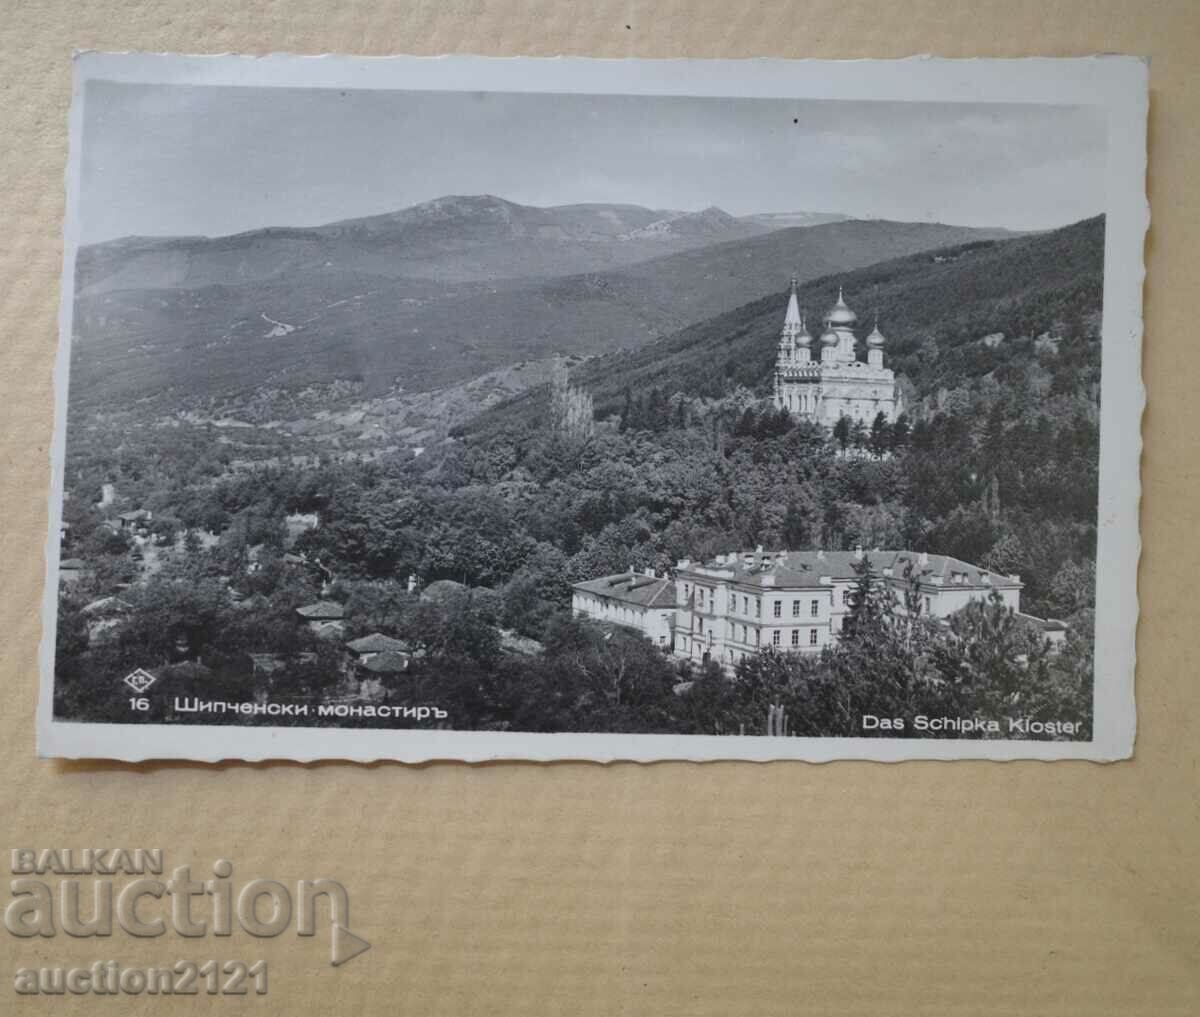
[842,589,851,606]
[740,625,746,643]
[772,630,781,646]
[924,596,932,616]
[810,599,819,617]
[791,630,800,647]
[755,599,761,618]
[792,600,800,617]
[809,629,818,646]
[773,600,782,618]
[755,629,760,645]
[742,596,749,614]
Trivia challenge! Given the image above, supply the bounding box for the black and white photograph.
[40,54,1146,761]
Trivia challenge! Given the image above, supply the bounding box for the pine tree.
[842,554,890,639]
[833,415,851,452]
[869,411,891,457]
[619,386,633,433]
[782,502,810,549]
[647,388,666,432]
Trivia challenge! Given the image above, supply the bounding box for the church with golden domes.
[773,280,903,427]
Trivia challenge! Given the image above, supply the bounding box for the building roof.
[1016,612,1069,633]
[345,632,409,655]
[59,558,87,570]
[359,650,411,673]
[783,278,801,326]
[295,600,345,620]
[572,571,676,608]
[499,629,545,656]
[825,287,858,326]
[680,549,1021,591]
[117,509,150,522]
[81,595,132,615]
[420,579,467,604]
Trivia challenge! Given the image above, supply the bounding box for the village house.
[116,508,152,533]
[81,595,131,645]
[356,650,412,677]
[345,632,411,662]
[295,600,346,638]
[248,651,318,676]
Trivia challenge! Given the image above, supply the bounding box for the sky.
[78,81,1109,244]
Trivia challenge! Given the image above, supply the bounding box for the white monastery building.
[672,547,1027,668]
[572,549,1065,669]
[773,280,903,426]
[570,569,675,647]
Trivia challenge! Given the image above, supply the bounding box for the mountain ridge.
[75,195,790,294]
[69,217,1015,410]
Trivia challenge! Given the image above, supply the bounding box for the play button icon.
[331,923,371,967]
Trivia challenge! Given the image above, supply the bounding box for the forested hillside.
[469,215,1102,430]
[447,215,1103,620]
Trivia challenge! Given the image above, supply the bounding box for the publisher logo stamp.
[121,669,157,694]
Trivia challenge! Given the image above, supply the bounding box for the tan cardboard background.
[1,2,1196,1014]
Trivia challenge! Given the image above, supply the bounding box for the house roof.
[296,600,345,620]
[679,550,1020,591]
[420,579,467,604]
[499,629,544,656]
[59,558,87,570]
[345,632,409,655]
[81,595,132,615]
[572,571,676,608]
[1016,612,1069,633]
[359,650,411,673]
[117,509,149,521]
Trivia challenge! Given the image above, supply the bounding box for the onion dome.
[796,315,812,347]
[866,322,885,347]
[820,329,838,347]
[825,286,858,326]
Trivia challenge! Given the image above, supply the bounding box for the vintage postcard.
[39,53,1146,761]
